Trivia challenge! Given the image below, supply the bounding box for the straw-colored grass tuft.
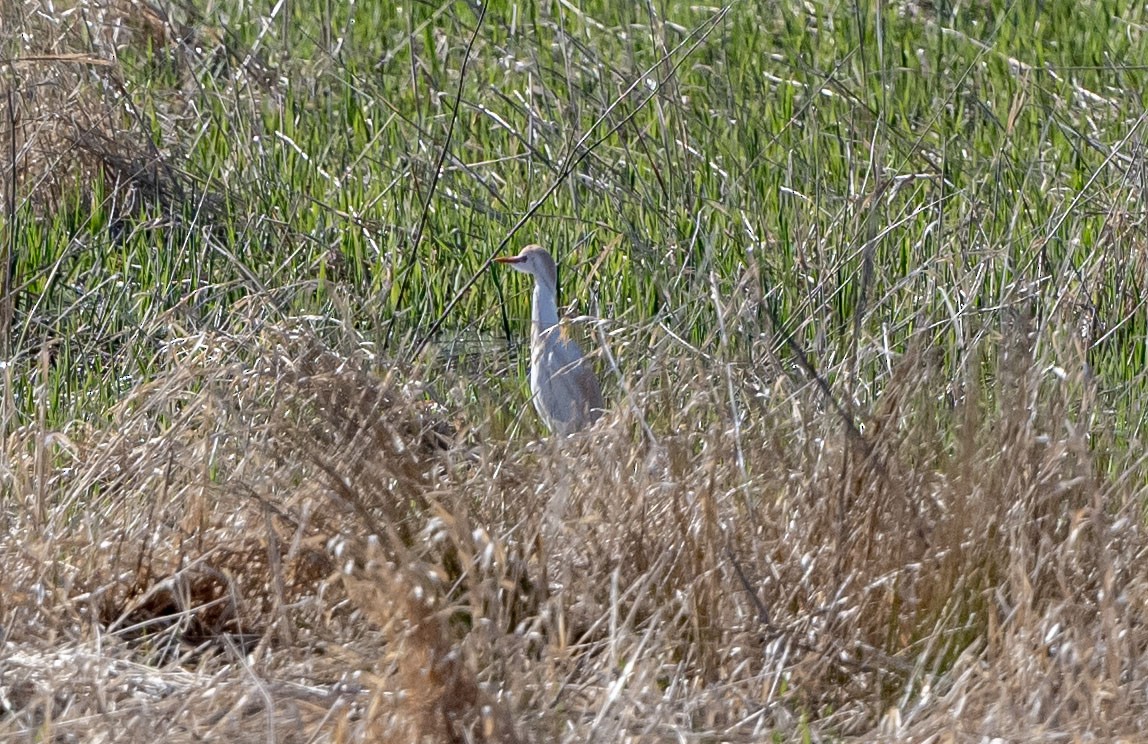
[9,317,1148,741]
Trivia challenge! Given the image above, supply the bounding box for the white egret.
[495,245,604,435]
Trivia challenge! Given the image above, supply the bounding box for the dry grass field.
[4,0,1148,741]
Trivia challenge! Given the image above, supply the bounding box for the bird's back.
[530,327,603,435]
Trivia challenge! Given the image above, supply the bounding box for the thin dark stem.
[382,2,488,352]
[410,5,731,361]
[2,88,16,362]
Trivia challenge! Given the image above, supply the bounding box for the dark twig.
[410,5,731,361]
[2,88,16,361]
[383,2,488,352]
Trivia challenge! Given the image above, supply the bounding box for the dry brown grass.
[2,0,240,225]
[2,313,1148,742]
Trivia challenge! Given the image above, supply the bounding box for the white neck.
[531,278,560,336]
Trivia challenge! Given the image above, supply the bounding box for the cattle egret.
[495,245,604,435]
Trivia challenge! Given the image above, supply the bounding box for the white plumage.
[495,245,604,435]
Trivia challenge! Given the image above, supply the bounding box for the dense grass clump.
[4,0,1148,740]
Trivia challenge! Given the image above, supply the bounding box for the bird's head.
[494,244,558,289]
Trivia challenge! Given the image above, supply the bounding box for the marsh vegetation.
[4,0,1148,740]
